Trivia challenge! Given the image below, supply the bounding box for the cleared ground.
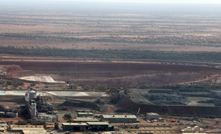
[1,60,221,86]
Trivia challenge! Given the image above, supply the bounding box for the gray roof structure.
[78,112,93,114]
[73,117,99,122]
[146,113,159,115]
[62,123,88,126]
[102,115,137,119]
[86,122,109,125]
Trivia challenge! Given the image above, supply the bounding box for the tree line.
[139,83,221,90]
[1,46,221,61]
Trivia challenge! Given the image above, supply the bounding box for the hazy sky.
[1,0,221,14]
[1,0,221,4]
[52,0,221,4]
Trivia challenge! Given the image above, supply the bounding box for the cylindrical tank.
[31,103,36,119]
[56,114,59,122]
[52,117,55,122]
[49,117,52,121]
[25,89,36,102]
[29,90,36,101]
[45,116,49,121]
[25,91,29,102]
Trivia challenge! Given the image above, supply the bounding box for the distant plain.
[0,7,221,52]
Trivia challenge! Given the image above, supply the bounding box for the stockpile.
[198,99,221,106]
[144,93,190,105]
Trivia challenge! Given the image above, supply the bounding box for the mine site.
[0,1,221,134]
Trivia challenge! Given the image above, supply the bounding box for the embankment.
[117,98,221,116]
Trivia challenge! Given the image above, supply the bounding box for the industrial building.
[62,122,113,132]
[5,112,18,118]
[73,117,99,122]
[10,125,47,134]
[100,115,137,123]
[77,112,93,117]
[87,122,111,131]
[0,126,5,133]
[62,123,88,131]
[146,113,159,120]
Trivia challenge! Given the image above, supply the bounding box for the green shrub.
[6,80,13,85]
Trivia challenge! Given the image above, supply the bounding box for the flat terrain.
[0,7,221,51]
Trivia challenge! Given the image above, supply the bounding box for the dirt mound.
[3,65,22,73]
[116,97,221,116]
[1,61,221,85]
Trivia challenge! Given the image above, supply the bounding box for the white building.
[146,113,159,120]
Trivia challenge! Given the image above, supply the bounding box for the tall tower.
[31,103,37,119]
[56,113,59,122]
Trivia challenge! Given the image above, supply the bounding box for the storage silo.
[45,116,49,121]
[25,91,30,102]
[31,103,37,119]
[56,113,59,122]
[25,89,37,102]
[29,90,36,101]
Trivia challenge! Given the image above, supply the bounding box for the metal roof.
[102,115,137,119]
[146,113,159,116]
[74,118,99,122]
[78,112,93,115]
[87,122,109,125]
[0,126,5,130]
[62,123,88,126]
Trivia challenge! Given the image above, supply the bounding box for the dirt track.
[1,60,221,86]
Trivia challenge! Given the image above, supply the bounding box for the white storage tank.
[29,90,36,101]
[25,89,36,102]
[31,103,37,119]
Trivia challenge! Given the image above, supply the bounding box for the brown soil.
[1,60,221,86]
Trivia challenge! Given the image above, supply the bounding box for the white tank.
[31,103,36,119]
[25,89,36,102]
[29,90,36,101]
[25,91,29,102]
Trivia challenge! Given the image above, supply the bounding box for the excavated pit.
[1,61,221,85]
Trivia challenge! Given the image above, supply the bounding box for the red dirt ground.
[1,58,221,86]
